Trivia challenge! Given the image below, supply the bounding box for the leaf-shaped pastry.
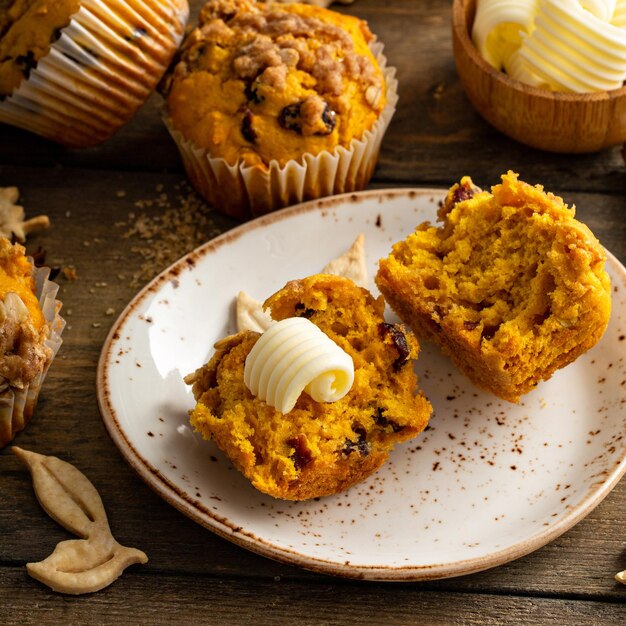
[12,446,148,594]
[12,446,106,538]
[27,533,148,595]
[322,233,368,288]
[616,569,626,584]
[236,291,274,334]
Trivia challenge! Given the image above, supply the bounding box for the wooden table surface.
[1,1,625,623]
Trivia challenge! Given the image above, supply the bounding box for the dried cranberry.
[295,303,315,318]
[241,109,256,143]
[244,81,264,104]
[482,324,500,340]
[278,102,302,133]
[16,51,37,79]
[373,407,404,433]
[451,181,480,205]
[287,435,312,471]
[278,101,336,136]
[343,427,369,457]
[379,323,410,371]
[320,105,337,135]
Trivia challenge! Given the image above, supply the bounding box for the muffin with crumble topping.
[161,0,397,219]
[0,0,188,148]
[0,238,64,447]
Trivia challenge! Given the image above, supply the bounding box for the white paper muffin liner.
[0,0,189,148]
[0,264,65,448]
[165,42,399,219]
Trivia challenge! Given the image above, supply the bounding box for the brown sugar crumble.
[184,0,380,101]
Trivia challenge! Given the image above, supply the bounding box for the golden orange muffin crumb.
[163,0,386,168]
[376,172,612,403]
[186,274,431,500]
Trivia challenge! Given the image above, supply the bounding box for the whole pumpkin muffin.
[0,238,64,447]
[162,0,397,218]
[185,274,431,501]
[0,0,189,147]
[376,172,612,403]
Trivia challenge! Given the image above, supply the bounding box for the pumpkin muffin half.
[185,274,431,501]
[0,0,189,147]
[161,0,397,219]
[376,172,612,403]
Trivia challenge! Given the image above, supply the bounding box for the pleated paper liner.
[0,264,65,448]
[0,0,189,148]
[165,42,399,220]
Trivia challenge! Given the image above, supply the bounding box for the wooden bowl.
[452,0,626,153]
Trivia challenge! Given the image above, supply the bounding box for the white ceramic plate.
[97,189,626,581]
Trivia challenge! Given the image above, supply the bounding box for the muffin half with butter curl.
[0,0,189,148]
[161,0,398,219]
[185,274,431,501]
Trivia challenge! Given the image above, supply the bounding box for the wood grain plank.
[1,567,626,625]
[2,458,626,598]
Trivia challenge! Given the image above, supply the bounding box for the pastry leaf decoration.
[13,446,148,594]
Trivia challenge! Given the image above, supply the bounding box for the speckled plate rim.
[96,187,626,581]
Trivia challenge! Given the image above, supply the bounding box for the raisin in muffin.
[0,0,188,147]
[185,274,431,501]
[376,172,612,403]
[161,0,397,218]
[0,238,64,447]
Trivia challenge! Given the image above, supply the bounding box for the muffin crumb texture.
[376,172,612,403]
[186,274,431,500]
[164,0,386,167]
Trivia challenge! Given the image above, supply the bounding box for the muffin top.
[163,0,387,168]
[0,0,81,97]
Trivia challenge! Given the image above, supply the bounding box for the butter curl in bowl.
[452,0,626,152]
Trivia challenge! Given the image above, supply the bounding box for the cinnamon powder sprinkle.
[118,182,225,287]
